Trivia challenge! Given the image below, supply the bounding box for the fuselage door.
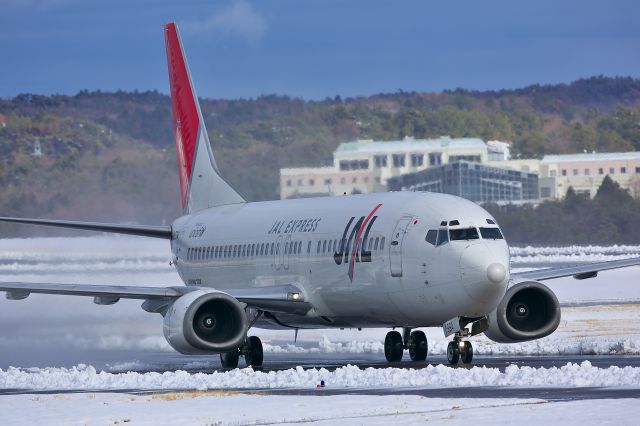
[275,235,283,270]
[389,216,413,277]
[284,235,292,270]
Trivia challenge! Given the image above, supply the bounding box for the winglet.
[164,22,245,213]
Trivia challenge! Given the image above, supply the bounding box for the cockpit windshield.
[479,227,504,239]
[449,227,480,241]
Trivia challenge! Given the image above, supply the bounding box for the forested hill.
[1,76,640,237]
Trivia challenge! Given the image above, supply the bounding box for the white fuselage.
[170,192,510,330]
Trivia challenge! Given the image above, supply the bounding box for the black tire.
[460,341,473,364]
[220,350,240,369]
[446,341,460,364]
[408,330,428,361]
[384,330,404,362]
[245,336,264,367]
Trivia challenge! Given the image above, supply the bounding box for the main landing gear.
[220,336,264,369]
[384,327,429,362]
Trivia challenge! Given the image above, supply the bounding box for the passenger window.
[374,237,379,250]
[449,227,480,241]
[480,227,504,240]
[333,240,337,253]
[380,237,385,250]
[284,242,289,254]
[436,230,449,246]
[367,238,373,250]
[251,244,256,256]
[317,240,321,253]
[322,240,327,253]
[307,241,311,254]
[425,229,437,246]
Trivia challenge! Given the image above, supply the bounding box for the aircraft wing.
[0,217,172,239]
[511,257,640,281]
[0,282,311,315]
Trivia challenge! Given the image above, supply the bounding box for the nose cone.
[460,243,509,307]
[487,262,507,284]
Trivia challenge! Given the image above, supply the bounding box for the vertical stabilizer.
[164,22,245,213]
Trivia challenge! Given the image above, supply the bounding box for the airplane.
[1,22,639,369]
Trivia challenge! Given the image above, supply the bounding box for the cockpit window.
[425,229,437,246]
[449,227,480,241]
[436,229,449,246]
[449,220,460,226]
[440,221,447,226]
[486,218,496,225]
[480,227,504,240]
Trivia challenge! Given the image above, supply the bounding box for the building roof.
[334,136,486,155]
[542,152,640,163]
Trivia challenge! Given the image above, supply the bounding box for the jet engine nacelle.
[484,281,561,343]
[163,289,248,354]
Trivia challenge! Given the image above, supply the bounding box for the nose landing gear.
[384,327,429,362]
[447,333,473,365]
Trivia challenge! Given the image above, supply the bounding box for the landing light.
[288,292,301,301]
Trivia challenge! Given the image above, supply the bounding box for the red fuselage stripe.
[350,203,383,280]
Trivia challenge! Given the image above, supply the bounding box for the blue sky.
[1,0,639,99]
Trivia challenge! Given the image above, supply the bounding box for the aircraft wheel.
[408,330,428,361]
[244,336,264,368]
[446,341,460,364]
[384,330,404,362]
[220,350,240,369]
[460,341,473,364]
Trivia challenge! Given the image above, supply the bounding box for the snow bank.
[263,335,640,356]
[510,245,640,263]
[2,361,640,391]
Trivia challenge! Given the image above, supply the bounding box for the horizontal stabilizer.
[0,217,172,239]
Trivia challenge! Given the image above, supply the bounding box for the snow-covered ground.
[1,237,639,424]
[3,393,640,426]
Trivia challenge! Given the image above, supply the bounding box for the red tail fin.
[164,22,244,212]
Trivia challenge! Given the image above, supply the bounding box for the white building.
[280,136,489,199]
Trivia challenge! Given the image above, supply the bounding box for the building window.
[364,177,369,183]
[309,179,315,185]
[541,187,551,198]
[392,154,405,167]
[286,179,292,187]
[324,178,332,185]
[621,167,626,174]
[298,179,303,186]
[584,169,590,175]
[572,169,578,176]
[340,177,346,184]
[374,155,388,167]
[375,177,381,183]
[410,154,424,167]
[599,168,604,175]
[562,169,567,176]
[636,167,640,174]
[429,152,442,166]
[339,159,369,170]
[609,167,615,174]
[550,170,556,177]
[449,155,481,163]
[352,177,357,183]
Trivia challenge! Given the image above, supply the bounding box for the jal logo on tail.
[334,203,382,281]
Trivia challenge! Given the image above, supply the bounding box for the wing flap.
[512,257,640,281]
